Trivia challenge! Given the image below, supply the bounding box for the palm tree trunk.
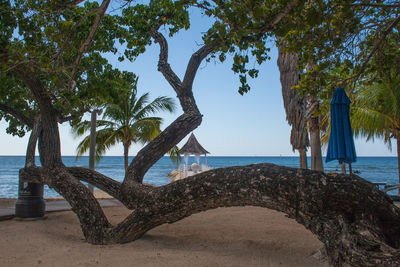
[299,148,307,169]
[309,108,324,172]
[341,162,346,174]
[306,62,323,172]
[397,138,400,195]
[88,110,97,193]
[124,143,129,173]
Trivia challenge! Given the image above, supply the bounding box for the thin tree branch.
[266,0,299,31]
[151,31,183,93]
[350,3,400,9]
[53,0,87,12]
[68,0,111,91]
[355,15,400,82]
[182,44,215,90]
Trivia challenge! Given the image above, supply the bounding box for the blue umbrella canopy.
[326,87,357,164]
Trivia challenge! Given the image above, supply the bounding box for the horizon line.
[0,155,396,158]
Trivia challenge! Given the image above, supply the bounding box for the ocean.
[0,156,398,198]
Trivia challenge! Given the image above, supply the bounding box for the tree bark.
[277,42,309,168]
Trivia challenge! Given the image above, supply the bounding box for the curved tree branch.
[0,102,34,128]
[124,31,210,186]
[67,167,125,203]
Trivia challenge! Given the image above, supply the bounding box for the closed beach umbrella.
[326,87,357,173]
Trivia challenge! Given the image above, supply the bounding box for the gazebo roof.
[179,133,209,155]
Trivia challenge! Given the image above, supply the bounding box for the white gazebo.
[173,133,210,180]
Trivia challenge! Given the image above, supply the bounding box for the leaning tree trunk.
[277,41,309,169]
[15,28,400,267]
[21,162,400,266]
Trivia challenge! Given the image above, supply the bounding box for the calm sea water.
[0,156,398,198]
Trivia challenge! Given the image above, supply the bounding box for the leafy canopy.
[0,0,126,135]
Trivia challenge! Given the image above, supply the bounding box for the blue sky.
[0,6,396,157]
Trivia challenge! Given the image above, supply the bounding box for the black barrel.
[15,182,45,218]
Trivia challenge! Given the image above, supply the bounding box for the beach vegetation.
[1,1,400,265]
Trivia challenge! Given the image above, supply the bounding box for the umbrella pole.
[341,162,346,174]
[349,163,352,174]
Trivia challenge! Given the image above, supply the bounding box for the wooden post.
[341,162,346,174]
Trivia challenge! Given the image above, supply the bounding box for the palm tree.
[73,89,176,172]
[351,80,400,187]
[277,41,309,169]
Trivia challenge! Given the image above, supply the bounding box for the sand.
[0,198,328,267]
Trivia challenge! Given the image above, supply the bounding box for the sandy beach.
[0,195,328,267]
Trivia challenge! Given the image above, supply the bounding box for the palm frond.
[135,96,176,120]
[94,128,124,162]
[130,118,162,145]
[75,135,91,159]
[131,92,150,116]
[168,146,181,167]
[71,120,91,137]
[350,82,398,150]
